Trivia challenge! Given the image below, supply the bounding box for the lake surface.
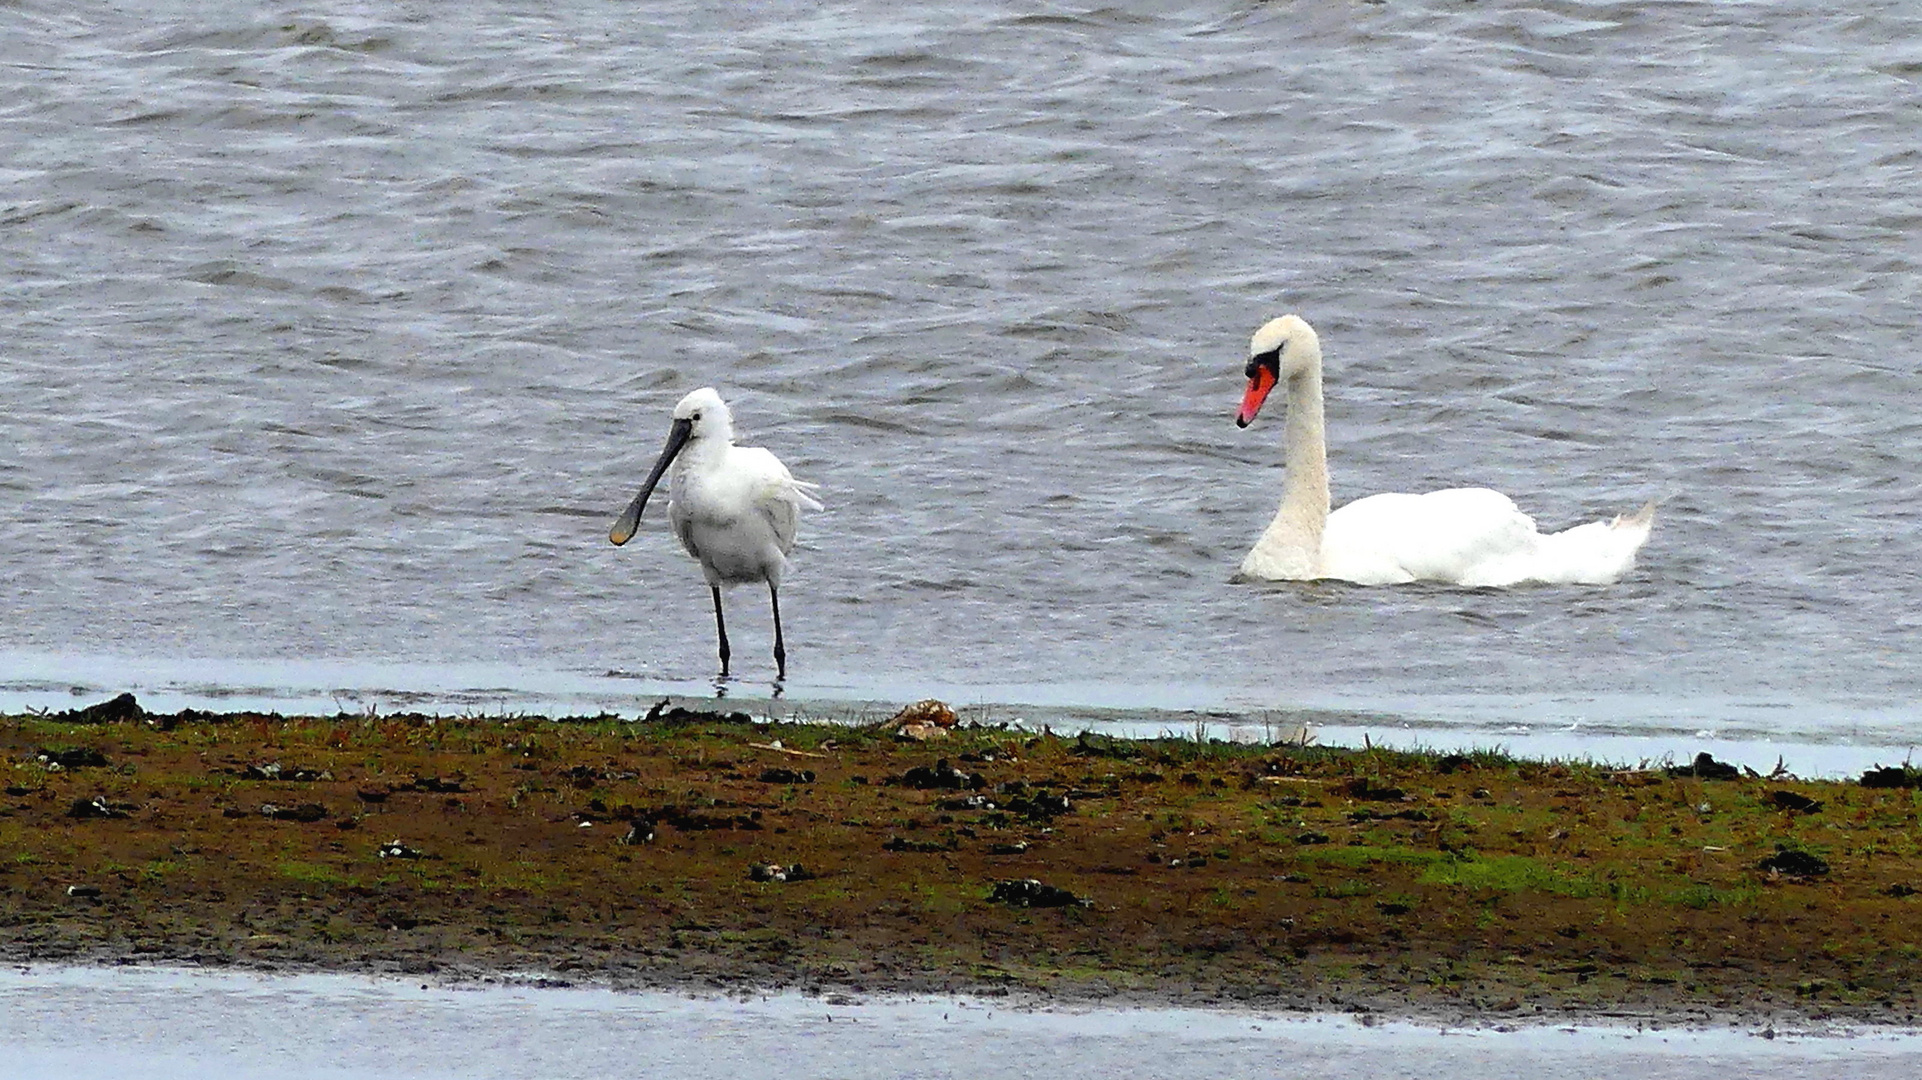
[4,0,1919,760]
[3,966,1919,1080]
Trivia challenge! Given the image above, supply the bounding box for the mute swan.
[610,388,822,679]
[1233,315,1654,586]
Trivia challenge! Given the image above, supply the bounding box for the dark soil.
[5,699,1921,1024]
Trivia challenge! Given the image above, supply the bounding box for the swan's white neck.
[1244,365,1331,579]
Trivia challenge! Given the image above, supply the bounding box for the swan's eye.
[1245,348,1281,379]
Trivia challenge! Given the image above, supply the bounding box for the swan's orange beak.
[1236,365,1277,428]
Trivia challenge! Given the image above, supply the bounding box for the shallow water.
[2,966,1919,1080]
[3,1,1919,747]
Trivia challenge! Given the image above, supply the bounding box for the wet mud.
[4,696,1921,1025]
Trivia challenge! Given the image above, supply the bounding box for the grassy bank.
[4,696,1920,1023]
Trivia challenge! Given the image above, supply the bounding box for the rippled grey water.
[4,1,1919,743]
[4,967,1919,1080]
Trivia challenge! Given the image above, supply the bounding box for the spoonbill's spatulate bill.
[609,388,822,679]
[1234,315,1654,586]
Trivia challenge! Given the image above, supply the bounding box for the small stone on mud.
[989,878,1089,909]
[1006,793,1071,820]
[882,836,956,853]
[1337,778,1406,801]
[409,776,465,793]
[1759,848,1829,876]
[37,747,109,769]
[1668,753,1740,780]
[881,699,957,732]
[65,693,143,725]
[66,796,130,820]
[260,803,329,823]
[1768,789,1823,813]
[245,762,331,782]
[643,699,753,726]
[989,841,1030,855]
[748,863,814,883]
[380,910,420,930]
[899,759,983,791]
[1859,766,1922,789]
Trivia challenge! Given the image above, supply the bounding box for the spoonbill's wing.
[736,447,821,556]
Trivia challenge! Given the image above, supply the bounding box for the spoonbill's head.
[671,387,734,443]
[1236,315,1320,428]
[608,387,735,546]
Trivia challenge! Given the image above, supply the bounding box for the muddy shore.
[4,695,1920,1026]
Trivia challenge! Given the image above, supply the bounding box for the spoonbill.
[1234,315,1654,586]
[609,388,822,679]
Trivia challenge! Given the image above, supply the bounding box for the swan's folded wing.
[1323,488,1539,586]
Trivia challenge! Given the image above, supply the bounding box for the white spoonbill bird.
[609,388,822,679]
[1233,315,1654,587]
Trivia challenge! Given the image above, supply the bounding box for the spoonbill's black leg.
[711,585,731,677]
[770,584,787,681]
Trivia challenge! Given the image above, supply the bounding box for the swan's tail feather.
[1524,499,1656,585]
[1610,500,1658,530]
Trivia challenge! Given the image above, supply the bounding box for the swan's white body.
[610,388,821,677]
[1234,316,1653,587]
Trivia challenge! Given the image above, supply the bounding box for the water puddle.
[0,966,1916,1080]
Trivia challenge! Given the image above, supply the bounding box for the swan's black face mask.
[1237,347,1283,428]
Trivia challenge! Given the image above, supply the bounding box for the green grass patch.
[276,860,350,886]
[1299,844,1448,870]
[1418,854,1597,897]
[1665,882,1759,909]
[897,880,975,915]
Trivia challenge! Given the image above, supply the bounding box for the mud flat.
[4,695,1920,1025]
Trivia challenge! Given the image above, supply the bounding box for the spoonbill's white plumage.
[1234,315,1654,587]
[609,387,821,679]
